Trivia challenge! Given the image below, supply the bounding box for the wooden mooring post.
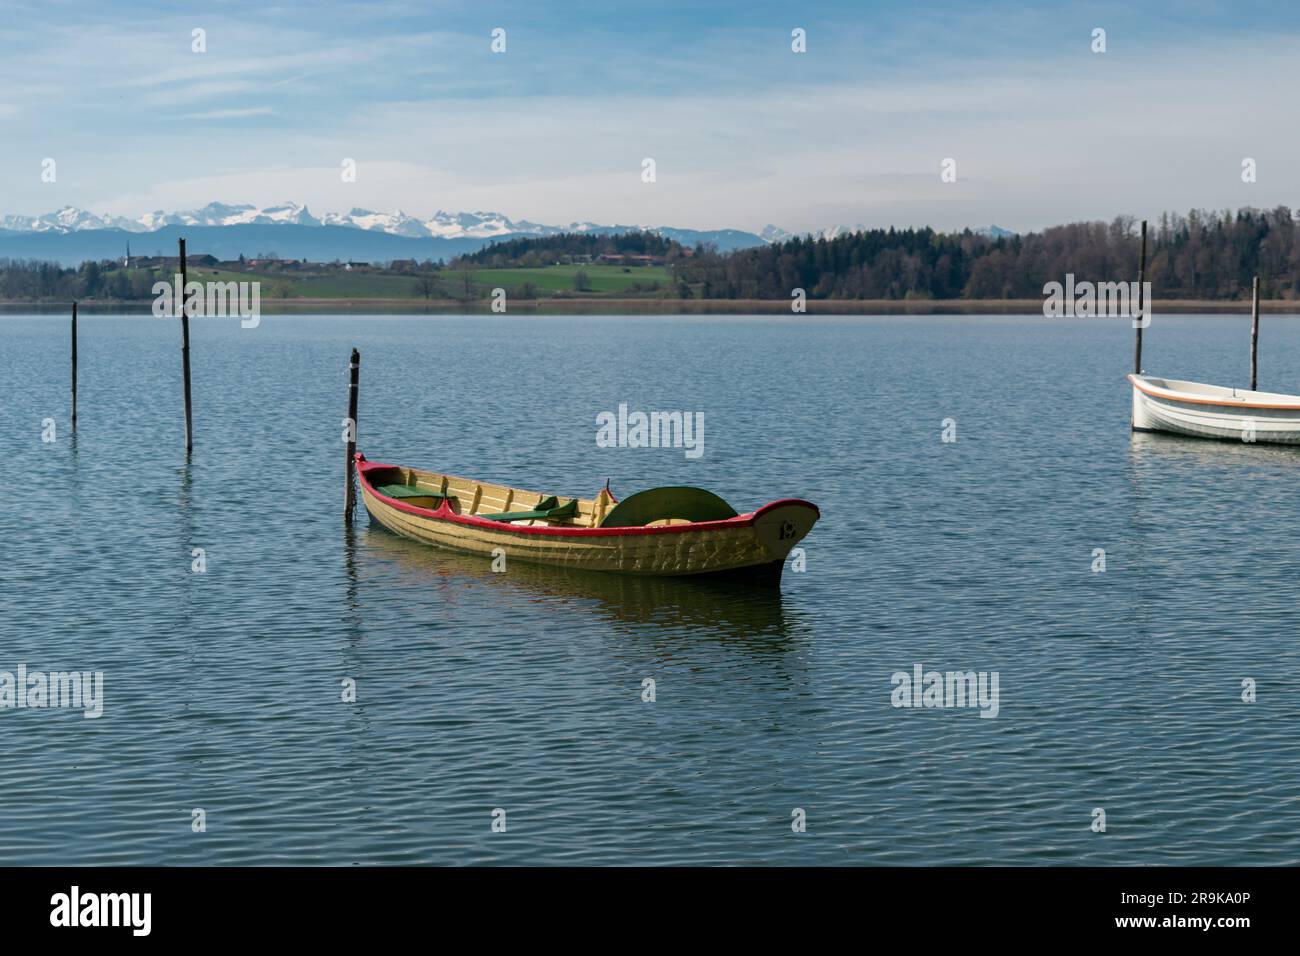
[1250,275,1260,391]
[70,301,78,430]
[1134,219,1148,374]
[179,237,194,452]
[344,348,360,521]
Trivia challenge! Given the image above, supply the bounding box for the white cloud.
[2,17,1299,235]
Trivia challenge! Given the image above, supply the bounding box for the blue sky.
[2,0,1299,233]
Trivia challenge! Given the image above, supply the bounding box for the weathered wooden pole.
[1250,275,1260,391]
[344,348,360,521]
[1134,219,1148,374]
[70,301,78,430]
[178,237,194,452]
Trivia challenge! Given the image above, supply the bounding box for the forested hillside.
[675,208,1300,300]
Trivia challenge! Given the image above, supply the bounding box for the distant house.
[246,257,296,270]
[388,259,417,272]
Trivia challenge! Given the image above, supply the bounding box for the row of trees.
[0,260,161,301]
[674,208,1300,300]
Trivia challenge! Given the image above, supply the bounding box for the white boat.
[1129,374,1300,443]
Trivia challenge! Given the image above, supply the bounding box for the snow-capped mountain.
[0,202,775,265]
[0,202,650,241]
[317,208,529,239]
[759,223,866,243]
[0,202,323,233]
[0,208,130,233]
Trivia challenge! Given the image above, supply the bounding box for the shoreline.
[1,297,1295,316]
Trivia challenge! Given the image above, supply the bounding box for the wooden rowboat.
[1129,374,1300,444]
[354,453,819,585]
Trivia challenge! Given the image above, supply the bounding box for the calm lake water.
[2,312,1299,865]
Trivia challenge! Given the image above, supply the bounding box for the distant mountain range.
[0,201,1016,266]
[0,202,597,239]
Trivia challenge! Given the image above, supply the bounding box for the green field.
[467,264,670,294]
[181,267,422,298]
[119,262,671,300]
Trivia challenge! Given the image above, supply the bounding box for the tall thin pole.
[179,238,193,452]
[344,348,360,521]
[71,301,78,430]
[1250,275,1260,392]
[1134,219,1148,374]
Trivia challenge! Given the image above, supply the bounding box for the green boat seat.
[486,497,579,523]
[376,483,455,502]
[599,486,737,528]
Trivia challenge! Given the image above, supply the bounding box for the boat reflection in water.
[1128,428,1300,477]
[355,522,802,653]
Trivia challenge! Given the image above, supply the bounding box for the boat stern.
[750,499,820,562]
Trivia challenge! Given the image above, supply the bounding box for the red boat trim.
[1127,373,1300,411]
[354,454,820,538]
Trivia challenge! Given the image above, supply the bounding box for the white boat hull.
[1130,374,1300,444]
